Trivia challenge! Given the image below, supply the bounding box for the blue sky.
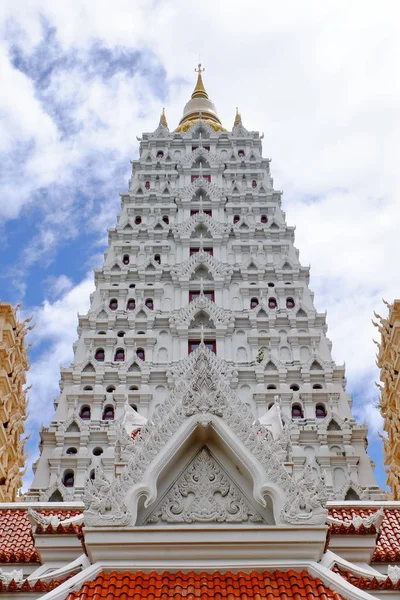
[1,0,398,490]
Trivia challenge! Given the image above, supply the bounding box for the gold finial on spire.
[160,107,168,129]
[233,107,242,127]
[192,63,208,100]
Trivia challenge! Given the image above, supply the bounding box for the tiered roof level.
[27,66,381,502]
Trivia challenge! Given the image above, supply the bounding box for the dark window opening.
[238,150,245,158]
[190,247,213,256]
[316,404,327,418]
[233,215,240,224]
[114,348,125,362]
[252,180,257,188]
[127,299,136,311]
[109,299,118,311]
[156,151,164,158]
[145,298,154,310]
[137,348,145,361]
[80,405,91,420]
[102,406,114,420]
[95,348,105,362]
[189,290,215,302]
[292,404,304,419]
[286,297,295,309]
[123,254,130,265]
[145,181,150,189]
[188,340,216,354]
[290,384,300,391]
[250,298,259,309]
[135,216,142,225]
[63,471,74,488]
[191,209,212,216]
[162,215,169,224]
[66,447,77,455]
[261,214,268,223]
[268,298,277,309]
[154,254,161,264]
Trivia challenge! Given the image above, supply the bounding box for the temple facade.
[0,302,30,502]
[374,299,400,499]
[1,68,399,600]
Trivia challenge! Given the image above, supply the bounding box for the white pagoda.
[4,67,399,600]
[28,65,380,504]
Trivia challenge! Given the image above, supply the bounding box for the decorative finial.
[160,107,168,129]
[192,64,208,100]
[233,107,242,128]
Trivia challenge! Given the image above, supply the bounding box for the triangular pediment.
[143,447,265,525]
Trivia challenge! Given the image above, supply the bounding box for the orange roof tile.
[0,508,82,563]
[66,570,346,600]
[328,507,400,562]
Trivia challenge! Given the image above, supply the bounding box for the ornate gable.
[144,447,265,525]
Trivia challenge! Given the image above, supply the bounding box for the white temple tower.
[27,66,381,502]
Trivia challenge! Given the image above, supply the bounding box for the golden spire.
[160,107,168,129]
[192,64,208,100]
[233,107,242,127]
[175,64,225,132]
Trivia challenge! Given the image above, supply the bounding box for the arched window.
[129,385,139,391]
[238,150,245,158]
[162,215,169,224]
[154,254,161,264]
[145,181,150,189]
[127,299,136,311]
[102,405,114,420]
[286,297,295,309]
[106,385,116,393]
[156,151,164,158]
[252,180,257,188]
[316,404,327,418]
[137,348,145,361]
[109,298,118,311]
[313,383,323,390]
[117,331,126,338]
[95,348,105,361]
[250,298,259,309]
[267,384,277,390]
[80,405,91,420]
[261,214,268,223]
[92,447,103,456]
[290,384,300,391]
[123,254,130,265]
[129,283,136,289]
[145,298,154,310]
[89,469,95,481]
[63,470,74,488]
[83,385,93,391]
[66,447,77,455]
[135,216,142,225]
[268,298,277,309]
[233,214,240,224]
[292,404,303,419]
[114,348,125,362]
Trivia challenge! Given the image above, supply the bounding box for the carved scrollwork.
[146,448,264,524]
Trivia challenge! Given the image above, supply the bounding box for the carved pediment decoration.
[172,212,230,239]
[170,295,233,329]
[84,344,328,528]
[171,252,233,281]
[176,178,221,200]
[146,448,264,524]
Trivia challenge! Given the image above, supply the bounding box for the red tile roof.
[66,570,346,600]
[0,509,82,563]
[328,507,400,562]
[333,566,400,591]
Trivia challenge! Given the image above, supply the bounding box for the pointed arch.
[82,362,96,372]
